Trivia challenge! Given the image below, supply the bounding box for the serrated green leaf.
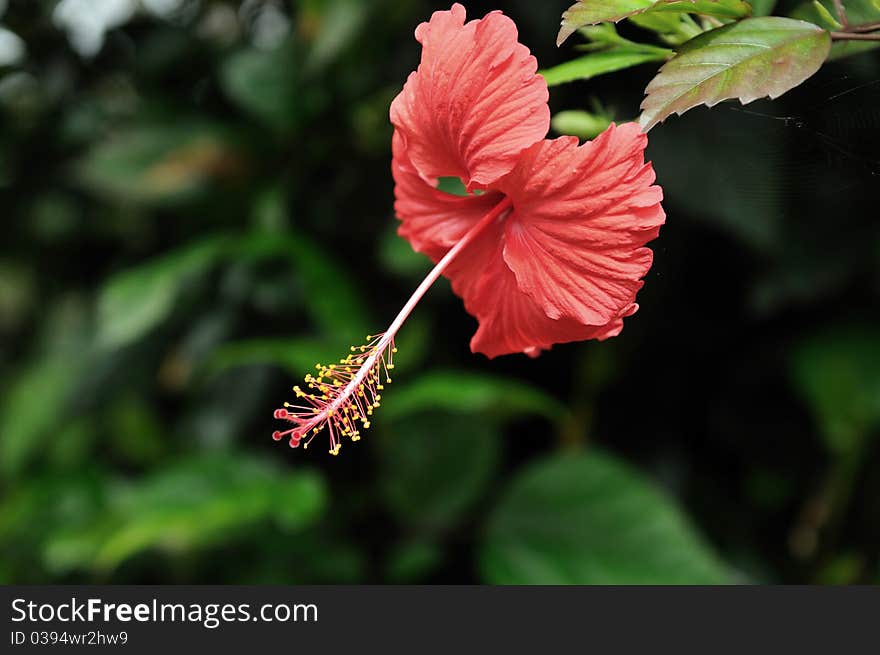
[481,451,733,584]
[542,49,671,86]
[381,370,567,424]
[790,326,880,455]
[551,110,615,139]
[558,0,752,45]
[639,17,831,131]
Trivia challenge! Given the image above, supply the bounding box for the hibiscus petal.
[434,204,632,359]
[392,130,503,260]
[389,3,549,190]
[497,123,665,327]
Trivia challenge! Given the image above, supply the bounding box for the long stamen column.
[273,197,513,455]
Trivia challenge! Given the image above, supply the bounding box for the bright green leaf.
[0,357,81,479]
[639,17,831,131]
[542,49,671,86]
[558,0,753,45]
[811,0,844,28]
[436,176,469,196]
[551,110,615,139]
[627,12,704,45]
[481,451,733,584]
[749,0,777,15]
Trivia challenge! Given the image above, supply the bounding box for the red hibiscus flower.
[273,3,664,455]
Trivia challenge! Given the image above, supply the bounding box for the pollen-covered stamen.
[273,333,397,455]
[272,196,512,456]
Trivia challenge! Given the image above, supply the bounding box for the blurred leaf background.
[1,0,878,584]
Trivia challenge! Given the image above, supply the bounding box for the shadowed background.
[1,0,878,584]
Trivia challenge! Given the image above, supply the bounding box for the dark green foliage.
[0,0,877,584]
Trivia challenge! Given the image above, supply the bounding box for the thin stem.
[849,21,880,33]
[382,196,512,344]
[829,31,880,41]
[324,196,513,417]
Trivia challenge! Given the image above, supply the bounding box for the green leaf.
[542,49,671,86]
[749,0,777,16]
[382,370,567,424]
[791,0,880,59]
[75,123,239,205]
[43,454,326,573]
[436,176,469,196]
[236,231,370,342]
[811,0,844,28]
[206,337,344,376]
[96,237,230,349]
[220,43,303,133]
[303,0,369,73]
[790,326,880,455]
[627,12,704,45]
[551,110,615,139]
[558,0,752,45]
[639,17,831,131]
[377,413,501,532]
[0,357,81,479]
[379,222,433,279]
[385,539,444,583]
[481,451,733,584]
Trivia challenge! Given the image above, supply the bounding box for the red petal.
[392,130,503,260]
[389,3,549,190]
[438,202,635,359]
[497,123,665,327]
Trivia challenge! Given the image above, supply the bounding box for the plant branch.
[829,30,880,41]
[849,21,880,33]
